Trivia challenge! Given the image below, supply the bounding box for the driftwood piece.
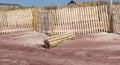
[44,32,75,48]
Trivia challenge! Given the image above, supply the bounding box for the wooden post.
[50,10,55,36]
[109,0,113,33]
[32,8,37,31]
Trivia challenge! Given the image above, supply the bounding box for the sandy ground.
[0,32,120,65]
[0,32,48,47]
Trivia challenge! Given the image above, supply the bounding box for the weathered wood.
[112,5,120,33]
[44,32,75,48]
[1,4,120,35]
[0,9,33,35]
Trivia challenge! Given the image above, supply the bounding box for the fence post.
[32,8,37,31]
[108,0,113,33]
[50,10,55,36]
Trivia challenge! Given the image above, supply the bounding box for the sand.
[0,32,120,65]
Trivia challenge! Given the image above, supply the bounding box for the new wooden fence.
[0,9,33,35]
[37,5,110,35]
[113,4,120,33]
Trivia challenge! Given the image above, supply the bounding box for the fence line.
[0,4,120,35]
[37,5,111,35]
[0,9,33,35]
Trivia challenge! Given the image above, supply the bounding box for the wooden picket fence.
[113,4,120,33]
[0,9,33,35]
[0,4,120,35]
[37,5,110,35]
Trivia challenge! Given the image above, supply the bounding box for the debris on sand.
[44,32,75,48]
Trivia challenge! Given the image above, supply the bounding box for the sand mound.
[78,32,120,42]
[0,32,49,47]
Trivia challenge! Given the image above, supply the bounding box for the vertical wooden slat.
[58,9,60,35]
[76,7,79,35]
[78,7,80,35]
[61,9,64,34]
[60,9,62,34]
[66,8,68,33]
[81,7,83,35]
[88,6,91,34]
[64,8,66,33]
[68,8,71,33]
[55,9,58,35]
[75,8,77,34]
[73,8,75,34]
[86,7,89,34]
